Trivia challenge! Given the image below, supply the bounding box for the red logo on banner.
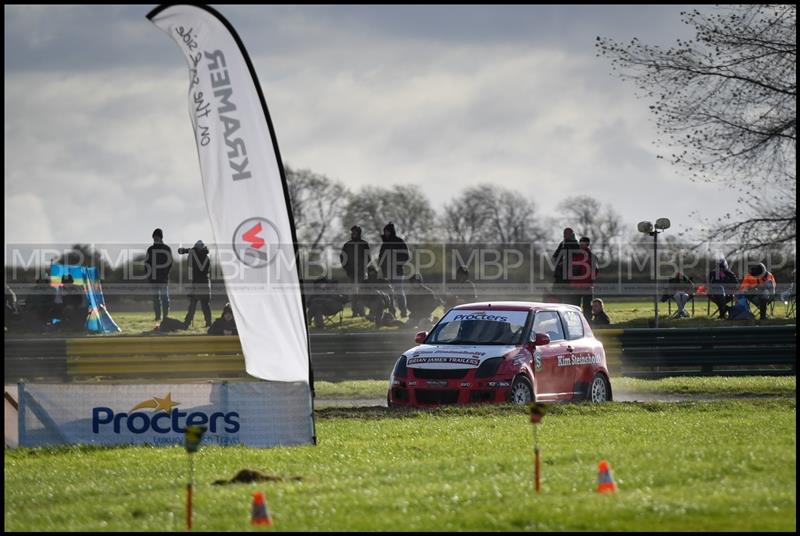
[242,222,265,250]
[232,217,281,268]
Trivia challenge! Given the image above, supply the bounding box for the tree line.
[286,164,625,257]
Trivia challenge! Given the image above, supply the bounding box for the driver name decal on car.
[557,353,600,367]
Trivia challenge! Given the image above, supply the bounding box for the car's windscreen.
[427,310,530,345]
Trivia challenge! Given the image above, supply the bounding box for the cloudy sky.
[4,4,742,252]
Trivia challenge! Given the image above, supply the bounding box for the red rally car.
[388,301,612,407]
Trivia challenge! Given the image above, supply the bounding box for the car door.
[560,309,591,397]
[530,310,570,400]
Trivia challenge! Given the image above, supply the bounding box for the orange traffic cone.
[596,460,617,493]
[251,491,273,526]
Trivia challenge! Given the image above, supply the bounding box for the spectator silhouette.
[340,225,371,317]
[5,283,18,330]
[707,259,738,319]
[378,222,410,318]
[306,277,348,329]
[208,303,238,335]
[739,263,777,320]
[181,240,212,328]
[444,264,478,310]
[661,272,695,318]
[61,274,86,331]
[552,227,580,305]
[27,277,55,329]
[144,228,173,321]
[571,236,599,318]
[362,265,395,327]
[590,298,611,326]
[405,274,444,330]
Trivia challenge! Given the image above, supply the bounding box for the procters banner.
[148,5,310,384]
[18,383,314,448]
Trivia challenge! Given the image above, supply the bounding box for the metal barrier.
[4,325,795,382]
[595,326,796,377]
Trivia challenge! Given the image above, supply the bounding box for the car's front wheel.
[588,373,610,403]
[510,375,534,404]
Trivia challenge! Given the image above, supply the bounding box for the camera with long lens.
[178,243,209,255]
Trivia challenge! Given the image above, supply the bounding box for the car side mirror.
[415,331,428,344]
[526,332,550,352]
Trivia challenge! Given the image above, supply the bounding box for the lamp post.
[637,218,671,328]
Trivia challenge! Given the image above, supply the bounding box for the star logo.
[130,393,181,413]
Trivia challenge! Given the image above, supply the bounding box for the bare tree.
[285,165,348,249]
[556,195,625,257]
[343,185,435,244]
[439,184,546,244]
[597,4,796,254]
[441,190,490,243]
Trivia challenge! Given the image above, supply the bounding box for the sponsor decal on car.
[534,349,543,371]
[452,312,511,322]
[413,347,487,357]
[488,381,511,388]
[407,356,481,366]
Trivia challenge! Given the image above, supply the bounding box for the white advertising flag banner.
[18,383,314,448]
[148,5,309,383]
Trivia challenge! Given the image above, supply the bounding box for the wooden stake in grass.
[529,403,546,493]
[184,425,207,531]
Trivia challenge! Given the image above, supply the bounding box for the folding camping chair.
[707,294,735,319]
[746,293,776,319]
[780,283,796,319]
[667,294,695,318]
[322,306,344,327]
[785,295,797,318]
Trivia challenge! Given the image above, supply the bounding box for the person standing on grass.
[378,222,411,318]
[181,240,212,329]
[552,227,580,305]
[340,225,371,318]
[144,228,173,322]
[571,236,599,318]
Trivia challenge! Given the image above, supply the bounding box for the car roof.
[451,301,582,313]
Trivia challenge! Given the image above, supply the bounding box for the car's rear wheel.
[511,376,534,405]
[588,373,610,403]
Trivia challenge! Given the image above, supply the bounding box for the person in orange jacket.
[739,263,777,320]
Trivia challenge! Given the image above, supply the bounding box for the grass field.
[15,298,792,338]
[5,393,796,531]
[6,313,796,531]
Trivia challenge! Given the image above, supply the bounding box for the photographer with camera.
[178,240,212,329]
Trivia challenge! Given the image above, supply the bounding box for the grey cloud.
[5,4,739,247]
